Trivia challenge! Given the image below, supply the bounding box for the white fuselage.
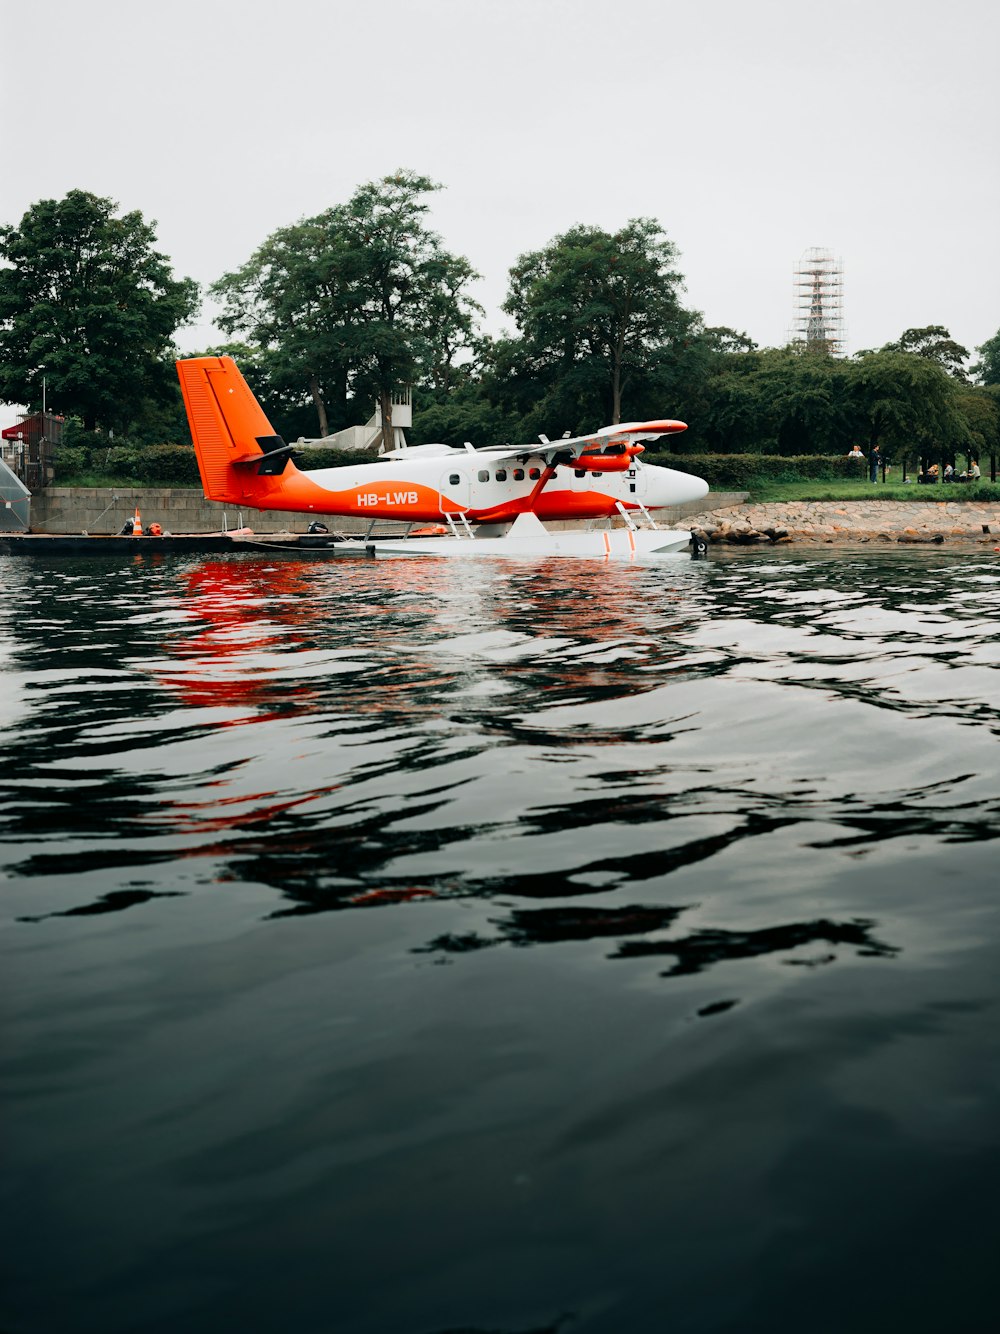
[298,448,708,525]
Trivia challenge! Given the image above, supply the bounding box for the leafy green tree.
[882,326,970,379]
[689,343,857,455]
[337,171,481,441]
[953,389,999,461]
[411,372,523,448]
[502,219,693,427]
[212,222,350,439]
[701,326,759,356]
[760,349,859,455]
[697,372,768,453]
[212,171,481,442]
[971,329,1000,386]
[0,189,198,431]
[848,349,971,457]
[656,325,761,452]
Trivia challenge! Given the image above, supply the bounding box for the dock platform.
[0,532,377,557]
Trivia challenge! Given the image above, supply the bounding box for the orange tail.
[176,356,298,504]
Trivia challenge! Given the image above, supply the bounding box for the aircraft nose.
[657,467,709,506]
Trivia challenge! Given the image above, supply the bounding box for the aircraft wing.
[475,419,688,465]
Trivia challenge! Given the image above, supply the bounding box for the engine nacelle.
[575,443,645,473]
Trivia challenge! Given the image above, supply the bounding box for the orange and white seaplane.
[176,356,709,560]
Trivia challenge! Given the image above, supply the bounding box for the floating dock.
[0,532,377,557]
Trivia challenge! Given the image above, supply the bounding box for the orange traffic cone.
[133,507,142,536]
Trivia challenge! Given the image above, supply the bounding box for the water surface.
[2,548,999,1333]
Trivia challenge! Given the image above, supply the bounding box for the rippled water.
[2,548,999,1334]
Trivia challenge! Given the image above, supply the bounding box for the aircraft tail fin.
[176,356,298,503]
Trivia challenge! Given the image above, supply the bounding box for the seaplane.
[176,356,709,560]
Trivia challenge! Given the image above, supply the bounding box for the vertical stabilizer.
[176,357,278,503]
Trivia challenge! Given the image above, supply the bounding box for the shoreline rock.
[679,501,1000,547]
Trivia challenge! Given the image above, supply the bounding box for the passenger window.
[593,471,603,477]
[478,470,489,482]
[495,469,507,481]
[449,473,460,485]
[574,469,586,478]
[513,468,524,481]
[528,467,541,480]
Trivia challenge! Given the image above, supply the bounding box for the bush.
[53,446,87,479]
[131,444,201,485]
[644,451,891,488]
[101,446,142,476]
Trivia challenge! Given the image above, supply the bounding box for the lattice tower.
[790,248,844,354]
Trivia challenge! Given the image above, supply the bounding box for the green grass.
[745,478,1000,504]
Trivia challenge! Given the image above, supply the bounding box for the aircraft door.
[625,461,648,499]
[439,467,472,514]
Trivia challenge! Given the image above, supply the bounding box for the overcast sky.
[2,0,998,427]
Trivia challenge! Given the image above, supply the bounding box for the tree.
[971,329,1000,386]
[759,349,859,455]
[502,219,693,426]
[212,171,481,443]
[701,326,759,357]
[698,372,768,453]
[882,326,970,379]
[953,388,999,461]
[213,217,359,439]
[337,171,481,444]
[848,349,971,457]
[0,189,198,431]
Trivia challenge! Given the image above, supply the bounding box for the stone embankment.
[678,500,1000,547]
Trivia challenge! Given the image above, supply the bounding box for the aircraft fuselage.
[268,450,708,523]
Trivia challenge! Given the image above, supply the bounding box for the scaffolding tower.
[791,248,844,354]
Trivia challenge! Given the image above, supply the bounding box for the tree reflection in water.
[415,904,899,982]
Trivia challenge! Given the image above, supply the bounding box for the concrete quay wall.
[29,488,748,535]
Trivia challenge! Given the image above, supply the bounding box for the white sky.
[2,0,998,428]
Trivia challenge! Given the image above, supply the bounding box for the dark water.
[2,548,999,1334]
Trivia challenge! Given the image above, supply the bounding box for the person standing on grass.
[869,445,882,484]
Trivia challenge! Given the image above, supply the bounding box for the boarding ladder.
[443,511,475,540]
[615,501,659,531]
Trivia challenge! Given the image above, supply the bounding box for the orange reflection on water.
[131,784,341,836]
[156,558,323,718]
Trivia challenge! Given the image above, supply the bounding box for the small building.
[295,391,412,454]
[0,412,64,490]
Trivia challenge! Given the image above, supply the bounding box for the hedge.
[54,442,200,485]
[132,444,202,485]
[645,452,891,488]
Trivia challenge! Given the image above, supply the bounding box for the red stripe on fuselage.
[468,490,629,524]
